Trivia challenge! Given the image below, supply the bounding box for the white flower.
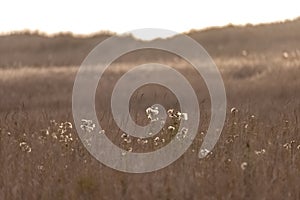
[64,122,73,129]
[176,127,188,139]
[148,132,153,136]
[146,106,160,122]
[142,139,148,144]
[154,137,160,146]
[230,107,238,114]
[254,149,266,155]
[199,148,210,157]
[80,119,95,132]
[241,162,248,170]
[123,138,132,144]
[181,127,188,135]
[137,138,148,145]
[137,138,142,144]
[154,137,160,142]
[19,142,32,153]
[179,113,188,121]
[167,109,175,117]
[283,143,290,149]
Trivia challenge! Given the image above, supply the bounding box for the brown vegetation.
[0,19,300,199]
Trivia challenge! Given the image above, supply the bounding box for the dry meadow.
[1,20,300,199]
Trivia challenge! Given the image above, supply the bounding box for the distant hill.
[187,17,300,56]
[1,18,300,67]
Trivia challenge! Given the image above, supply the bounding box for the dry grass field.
[1,20,300,200]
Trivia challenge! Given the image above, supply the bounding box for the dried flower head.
[146,106,160,122]
[254,149,266,155]
[168,126,175,131]
[176,127,188,139]
[80,119,95,132]
[178,112,188,121]
[121,133,129,138]
[230,107,238,114]
[241,162,248,170]
[199,148,210,157]
[167,109,175,118]
[19,141,32,153]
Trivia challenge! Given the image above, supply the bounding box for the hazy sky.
[2,0,299,39]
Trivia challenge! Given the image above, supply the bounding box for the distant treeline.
[1,18,300,67]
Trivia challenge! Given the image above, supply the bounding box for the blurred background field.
[1,18,300,67]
